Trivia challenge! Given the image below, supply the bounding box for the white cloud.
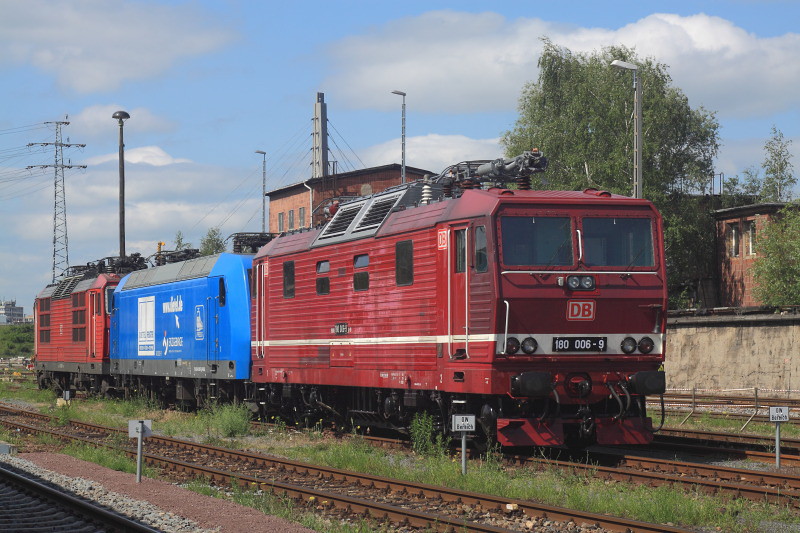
[0,0,236,93]
[69,105,175,141]
[324,11,800,119]
[361,134,501,173]
[85,146,191,167]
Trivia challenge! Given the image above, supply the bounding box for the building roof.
[713,202,787,220]
[265,163,433,198]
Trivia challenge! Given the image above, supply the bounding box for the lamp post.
[255,150,266,232]
[112,110,130,258]
[611,60,642,199]
[391,90,406,184]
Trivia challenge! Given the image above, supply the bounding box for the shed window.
[396,240,413,286]
[728,223,740,258]
[283,261,295,298]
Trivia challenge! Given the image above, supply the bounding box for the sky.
[1,0,799,312]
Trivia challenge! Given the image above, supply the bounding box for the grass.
[662,412,800,439]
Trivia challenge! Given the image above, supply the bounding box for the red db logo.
[567,300,595,321]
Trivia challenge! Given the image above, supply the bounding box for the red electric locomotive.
[34,256,146,396]
[249,150,667,447]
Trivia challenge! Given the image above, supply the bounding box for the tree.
[502,40,721,307]
[760,126,795,202]
[752,204,800,306]
[199,227,226,255]
[174,230,191,251]
[502,39,719,198]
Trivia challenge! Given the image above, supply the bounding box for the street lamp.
[112,110,130,258]
[255,150,266,232]
[611,60,643,199]
[391,90,406,184]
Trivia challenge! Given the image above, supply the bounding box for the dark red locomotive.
[248,151,667,446]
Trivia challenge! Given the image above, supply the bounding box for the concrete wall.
[666,313,800,394]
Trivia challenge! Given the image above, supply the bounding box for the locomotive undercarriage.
[242,381,656,447]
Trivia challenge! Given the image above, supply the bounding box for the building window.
[316,260,330,295]
[353,254,369,291]
[299,207,306,228]
[278,212,285,232]
[745,220,756,255]
[396,240,413,286]
[728,223,740,258]
[283,261,295,298]
[288,209,295,230]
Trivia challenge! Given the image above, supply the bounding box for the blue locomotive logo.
[195,305,205,340]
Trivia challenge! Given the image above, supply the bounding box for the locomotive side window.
[316,260,330,295]
[39,330,50,343]
[454,229,466,273]
[582,217,654,267]
[475,226,488,273]
[500,216,572,266]
[396,240,413,286]
[283,261,295,298]
[104,287,114,315]
[353,254,369,291]
[39,298,50,312]
[218,278,227,306]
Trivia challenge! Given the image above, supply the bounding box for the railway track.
[0,404,688,533]
[0,462,158,532]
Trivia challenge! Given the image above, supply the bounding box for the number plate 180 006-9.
[552,337,607,352]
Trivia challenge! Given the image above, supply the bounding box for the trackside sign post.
[452,415,475,475]
[769,407,790,468]
[128,420,153,482]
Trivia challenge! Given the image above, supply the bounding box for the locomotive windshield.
[582,217,654,267]
[500,216,573,266]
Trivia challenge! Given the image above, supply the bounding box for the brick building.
[266,164,431,233]
[714,203,785,307]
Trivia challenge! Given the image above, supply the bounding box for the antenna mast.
[27,120,86,282]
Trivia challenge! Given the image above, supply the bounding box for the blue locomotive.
[109,252,253,405]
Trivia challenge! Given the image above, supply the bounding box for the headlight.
[505,337,520,355]
[566,275,595,290]
[638,336,655,354]
[521,337,538,354]
[621,337,637,354]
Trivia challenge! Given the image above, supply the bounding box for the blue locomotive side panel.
[111,253,252,380]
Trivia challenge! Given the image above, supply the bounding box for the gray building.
[0,300,24,325]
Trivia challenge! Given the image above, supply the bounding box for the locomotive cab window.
[395,240,413,286]
[582,217,654,267]
[500,216,572,266]
[316,260,331,295]
[283,261,295,298]
[353,254,369,291]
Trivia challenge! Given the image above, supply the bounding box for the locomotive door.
[448,225,469,358]
[206,277,221,366]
